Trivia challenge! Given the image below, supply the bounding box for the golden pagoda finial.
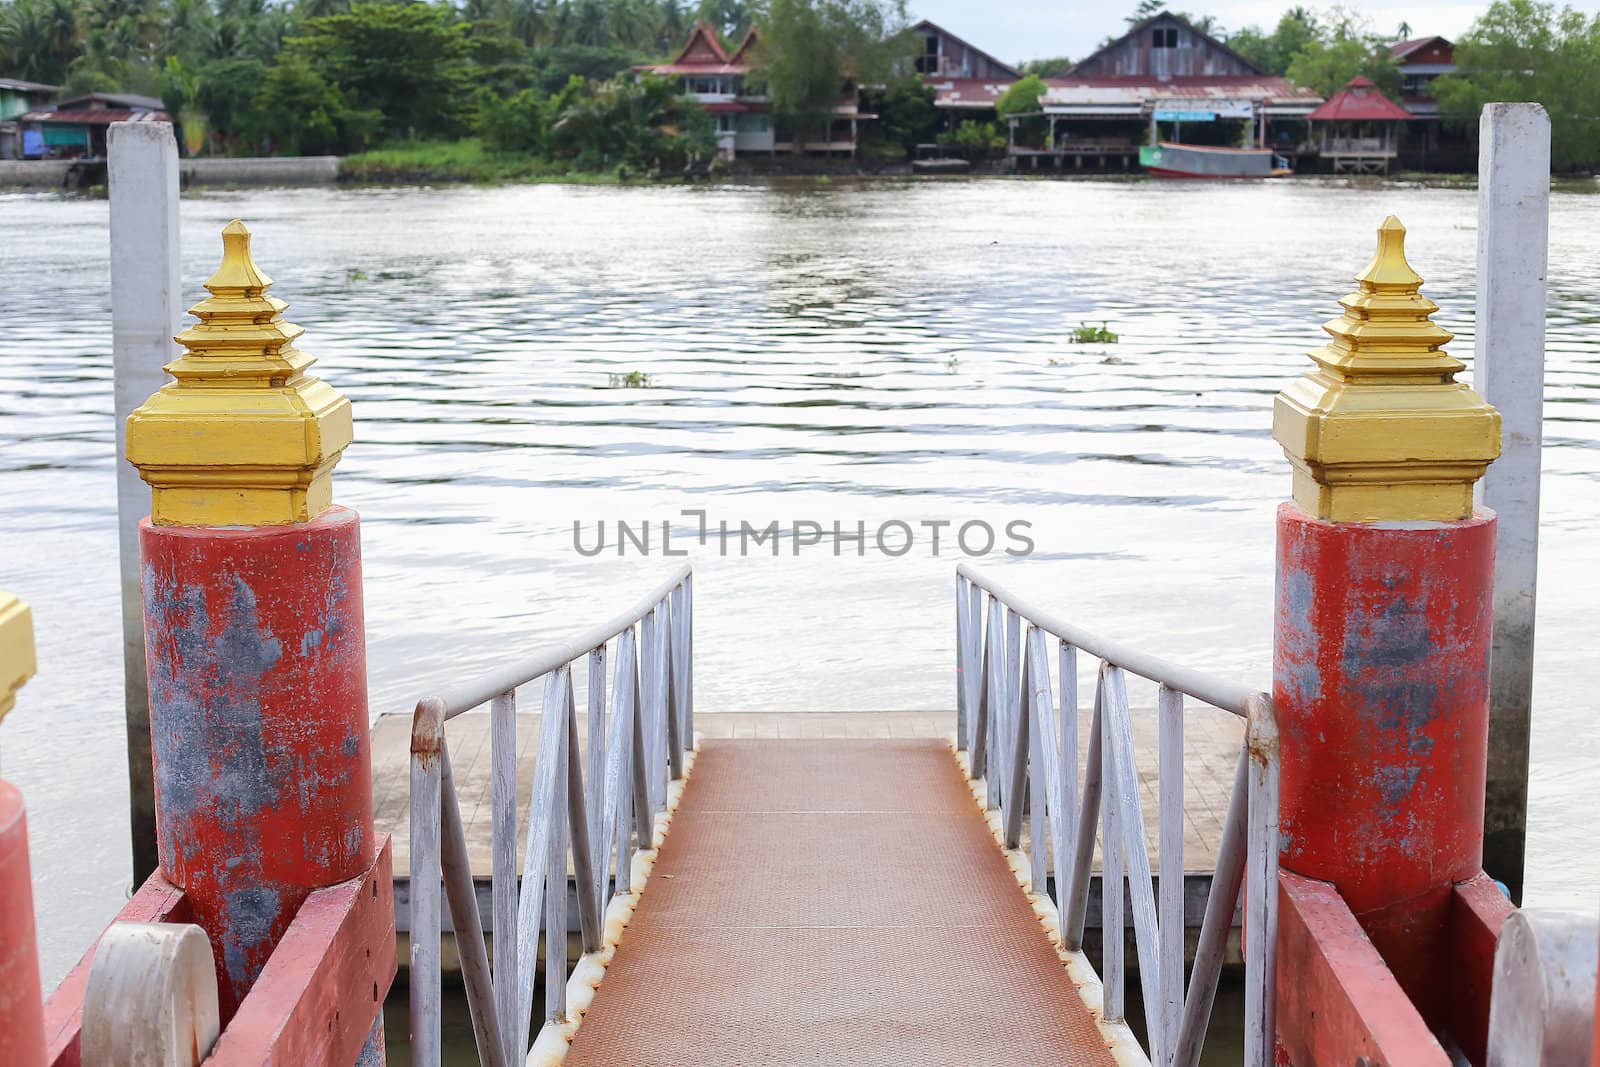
[1273,215,1501,522]
[0,591,36,729]
[126,220,353,526]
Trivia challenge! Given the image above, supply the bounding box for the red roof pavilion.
[1306,76,1411,122]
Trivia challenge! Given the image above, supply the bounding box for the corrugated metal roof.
[928,78,1009,109]
[19,108,171,125]
[1391,36,1451,58]
[932,74,1319,113]
[53,91,165,111]
[639,62,748,75]
[0,77,59,93]
[1044,75,1319,106]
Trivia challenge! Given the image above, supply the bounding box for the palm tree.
[508,0,547,45]
[695,0,749,39]
[295,0,349,21]
[656,0,686,52]
[603,0,655,50]
[0,0,80,83]
[569,0,607,46]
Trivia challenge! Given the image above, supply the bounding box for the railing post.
[1100,665,1124,1021]
[490,691,517,1067]
[124,220,389,1047]
[1157,685,1184,1064]
[1272,217,1502,1047]
[955,576,969,750]
[1243,697,1279,1066]
[0,590,43,1067]
[409,702,444,1067]
[682,574,693,741]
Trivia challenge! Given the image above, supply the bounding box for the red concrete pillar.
[140,511,373,1017]
[1271,216,1502,1030]
[1275,507,1494,1007]
[0,592,42,1066]
[0,782,46,1067]
[126,220,376,1030]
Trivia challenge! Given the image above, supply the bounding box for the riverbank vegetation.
[7,0,1600,174]
[0,0,917,174]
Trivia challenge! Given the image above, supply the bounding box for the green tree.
[285,3,475,140]
[995,71,1047,147]
[254,52,377,153]
[655,0,687,50]
[1123,0,1220,36]
[549,72,713,169]
[935,118,1002,159]
[530,42,637,91]
[478,85,546,151]
[1434,0,1600,170]
[1020,55,1073,76]
[0,0,80,83]
[1228,6,1320,75]
[1284,20,1401,96]
[1125,0,1167,26]
[873,78,938,149]
[196,56,269,146]
[694,0,750,39]
[752,0,915,150]
[995,72,1045,119]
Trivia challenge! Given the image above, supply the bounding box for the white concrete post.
[108,121,183,884]
[1473,103,1550,904]
[1486,909,1598,1066]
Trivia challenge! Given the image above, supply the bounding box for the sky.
[907,0,1598,65]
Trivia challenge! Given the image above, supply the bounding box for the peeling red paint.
[140,506,375,1022]
[1274,501,1499,1060]
[0,782,46,1067]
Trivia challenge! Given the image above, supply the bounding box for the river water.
[1,177,1596,987]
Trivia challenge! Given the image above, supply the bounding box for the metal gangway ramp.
[563,737,1114,1064]
[403,562,1280,1067]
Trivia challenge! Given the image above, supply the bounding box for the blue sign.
[1154,109,1216,122]
[20,128,42,158]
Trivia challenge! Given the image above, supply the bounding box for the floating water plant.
[1069,321,1119,344]
[607,371,652,388]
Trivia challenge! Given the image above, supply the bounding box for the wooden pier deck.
[370,710,1243,937]
[564,738,1120,1065]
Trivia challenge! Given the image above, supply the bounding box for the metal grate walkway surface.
[563,738,1118,1066]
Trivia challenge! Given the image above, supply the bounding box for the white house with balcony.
[637,21,774,158]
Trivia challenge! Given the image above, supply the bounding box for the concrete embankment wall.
[179,156,340,185]
[0,156,341,189]
[0,161,73,189]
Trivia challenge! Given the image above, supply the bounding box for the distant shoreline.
[4,155,1595,194]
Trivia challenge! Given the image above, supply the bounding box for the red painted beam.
[206,835,395,1067]
[1275,871,1450,1067]
[1448,872,1514,1066]
[43,870,192,1067]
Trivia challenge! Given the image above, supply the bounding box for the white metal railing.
[956,563,1278,1067]
[1325,136,1391,154]
[407,563,693,1066]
